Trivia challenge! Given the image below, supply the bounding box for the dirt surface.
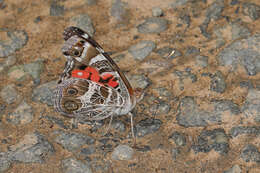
[0,0,260,172]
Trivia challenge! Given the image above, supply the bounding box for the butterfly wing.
[54,27,136,119]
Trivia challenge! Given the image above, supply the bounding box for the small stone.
[0,84,20,104]
[10,132,54,163]
[128,74,151,89]
[242,89,260,121]
[152,7,163,17]
[4,55,16,66]
[240,144,260,162]
[23,59,44,81]
[217,34,260,76]
[135,118,162,137]
[32,80,57,106]
[242,3,260,21]
[213,100,241,115]
[70,14,95,37]
[85,0,97,5]
[149,101,171,115]
[111,0,129,22]
[171,0,189,8]
[79,147,96,158]
[231,23,251,40]
[176,97,219,127]
[128,40,156,61]
[43,116,69,129]
[224,165,242,173]
[62,157,92,173]
[111,145,134,160]
[171,148,181,160]
[195,55,208,68]
[111,120,126,132]
[168,132,186,146]
[0,29,28,58]
[185,46,200,56]
[206,0,225,20]
[54,131,95,151]
[0,152,11,172]
[210,71,226,93]
[230,126,260,138]
[8,65,27,81]
[90,159,110,172]
[192,128,229,154]
[7,101,34,125]
[49,1,64,16]
[137,17,168,34]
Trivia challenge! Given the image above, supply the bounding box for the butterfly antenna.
[129,112,136,146]
[103,114,114,136]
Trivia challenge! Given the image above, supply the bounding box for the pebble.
[171,0,189,9]
[128,40,156,61]
[111,119,126,132]
[9,132,54,163]
[0,29,28,57]
[224,165,241,173]
[210,71,226,93]
[171,148,181,160]
[192,128,229,154]
[137,17,168,34]
[0,84,20,104]
[242,3,260,21]
[195,55,208,68]
[128,74,151,89]
[0,152,11,172]
[49,1,64,16]
[176,97,220,127]
[54,131,95,151]
[213,100,241,115]
[185,46,200,56]
[7,65,27,81]
[70,14,95,37]
[149,101,171,115]
[218,34,260,76]
[240,144,260,162]
[0,55,16,73]
[7,101,34,125]
[135,118,162,137]
[242,89,260,121]
[32,80,57,106]
[62,157,92,173]
[85,0,97,6]
[23,59,44,81]
[206,0,225,21]
[111,145,134,160]
[168,132,186,146]
[110,0,129,22]
[231,23,251,40]
[152,7,163,17]
[43,115,69,129]
[230,126,260,138]
[79,147,96,158]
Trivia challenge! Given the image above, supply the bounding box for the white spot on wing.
[82,33,89,39]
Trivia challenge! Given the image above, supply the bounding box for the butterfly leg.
[129,112,136,146]
[58,59,75,83]
[103,113,114,136]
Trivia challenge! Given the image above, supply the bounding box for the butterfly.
[53,26,139,140]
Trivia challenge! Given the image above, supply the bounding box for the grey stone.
[32,80,56,106]
[185,46,200,56]
[49,1,64,16]
[0,152,11,172]
[206,0,225,20]
[210,71,226,93]
[0,55,16,73]
[168,132,186,146]
[242,89,260,121]
[137,17,168,34]
[152,7,163,17]
[192,128,229,154]
[224,165,241,173]
[242,3,260,21]
[90,158,110,172]
[135,118,162,137]
[218,34,260,76]
[149,101,171,115]
[111,145,134,160]
[10,132,54,163]
[79,147,96,158]
[43,116,69,129]
[171,0,189,8]
[195,55,208,68]
[111,0,129,22]
[128,74,151,89]
[152,87,173,101]
[213,100,241,115]
[231,23,251,40]
[7,65,27,81]
[128,40,156,61]
[111,120,126,132]
[23,59,44,81]
[62,157,92,173]
[70,14,95,37]
[7,101,34,125]
[0,29,28,58]
[240,144,260,162]
[171,148,181,160]
[230,126,260,138]
[85,0,97,5]
[54,131,95,151]
[176,97,220,127]
[0,84,20,104]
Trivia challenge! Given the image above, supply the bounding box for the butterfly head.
[62,35,85,59]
